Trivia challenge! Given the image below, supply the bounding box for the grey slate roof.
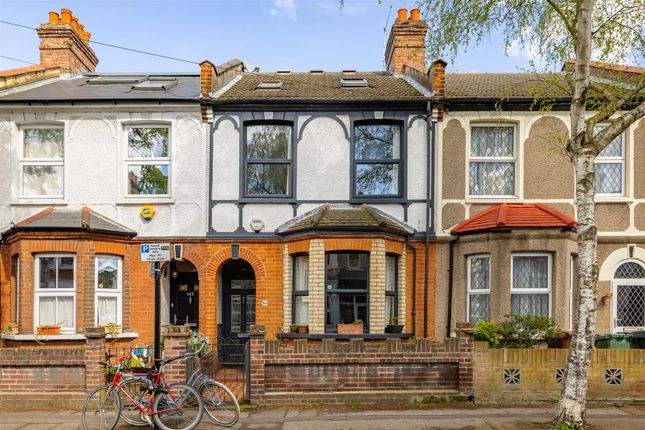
[10,207,136,236]
[277,204,415,235]
[214,72,427,102]
[0,73,200,102]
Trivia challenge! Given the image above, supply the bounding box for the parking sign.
[140,243,171,262]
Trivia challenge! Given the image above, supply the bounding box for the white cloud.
[507,29,546,68]
[269,0,298,20]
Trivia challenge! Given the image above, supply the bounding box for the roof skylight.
[340,78,368,88]
[87,76,145,84]
[132,80,178,91]
[256,81,283,89]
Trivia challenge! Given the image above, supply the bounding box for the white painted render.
[210,112,431,234]
[0,108,208,237]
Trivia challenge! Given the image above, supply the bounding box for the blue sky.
[0,0,541,73]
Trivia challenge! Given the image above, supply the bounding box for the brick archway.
[207,247,266,278]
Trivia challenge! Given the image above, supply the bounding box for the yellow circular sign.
[140,205,155,221]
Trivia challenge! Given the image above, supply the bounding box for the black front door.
[221,260,256,365]
[170,263,199,328]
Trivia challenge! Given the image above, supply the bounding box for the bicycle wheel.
[117,377,152,427]
[81,385,120,430]
[200,380,240,426]
[152,383,204,430]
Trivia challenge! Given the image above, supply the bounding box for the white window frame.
[468,124,517,198]
[34,254,76,334]
[510,253,552,317]
[594,125,625,197]
[466,254,491,324]
[124,125,171,197]
[20,125,65,199]
[94,255,123,327]
[612,259,645,333]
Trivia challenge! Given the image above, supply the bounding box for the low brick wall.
[0,326,191,410]
[248,326,474,405]
[474,341,645,404]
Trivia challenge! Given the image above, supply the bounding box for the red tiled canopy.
[451,203,576,235]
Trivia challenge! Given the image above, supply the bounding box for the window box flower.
[337,320,364,335]
[37,324,61,336]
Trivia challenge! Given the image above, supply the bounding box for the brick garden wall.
[247,325,473,405]
[474,342,645,404]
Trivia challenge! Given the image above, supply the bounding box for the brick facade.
[385,9,428,74]
[247,325,474,405]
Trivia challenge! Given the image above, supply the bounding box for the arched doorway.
[613,260,645,332]
[168,259,199,328]
[220,259,255,365]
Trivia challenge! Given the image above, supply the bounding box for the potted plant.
[289,324,299,333]
[4,323,19,335]
[36,323,61,336]
[337,319,364,335]
[104,322,122,336]
[385,316,404,334]
[296,324,309,334]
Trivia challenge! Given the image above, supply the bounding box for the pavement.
[1,405,645,429]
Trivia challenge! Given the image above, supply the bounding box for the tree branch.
[546,0,576,38]
[593,100,645,151]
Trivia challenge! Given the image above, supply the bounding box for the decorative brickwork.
[369,239,386,333]
[473,343,645,403]
[281,244,293,330]
[248,325,474,405]
[307,239,326,334]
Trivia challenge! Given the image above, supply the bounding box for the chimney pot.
[38,9,98,73]
[410,8,420,21]
[397,8,407,21]
[60,8,72,23]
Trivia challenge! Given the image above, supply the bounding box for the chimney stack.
[37,9,98,74]
[385,8,428,74]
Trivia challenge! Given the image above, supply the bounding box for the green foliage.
[475,313,561,348]
[417,0,644,69]
[474,320,500,348]
[551,423,575,430]
[353,319,364,325]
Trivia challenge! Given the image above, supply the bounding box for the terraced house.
[0,8,440,365]
[1,6,643,377]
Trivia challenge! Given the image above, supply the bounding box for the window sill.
[595,197,633,204]
[276,332,414,340]
[116,198,175,205]
[1,332,139,341]
[11,199,67,206]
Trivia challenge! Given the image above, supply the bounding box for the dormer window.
[256,81,283,90]
[341,78,368,88]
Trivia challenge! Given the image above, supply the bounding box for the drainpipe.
[423,100,435,338]
[406,237,417,337]
[446,236,458,338]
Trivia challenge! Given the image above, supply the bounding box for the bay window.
[467,255,491,324]
[95,256,122,326]
[21,127,64,197]
[385,254,398,324]
[34,255,75,333]
[292,254,309,325]
[469,125,516,197]
[511,254,551,317]
[325,252,369,332]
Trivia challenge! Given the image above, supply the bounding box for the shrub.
[474,320,500,348]
[475,313,561,349]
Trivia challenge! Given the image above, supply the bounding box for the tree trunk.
[555,150,598,429]
[555,1,596,429]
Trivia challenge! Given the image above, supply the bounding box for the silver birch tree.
[416,1,645,428]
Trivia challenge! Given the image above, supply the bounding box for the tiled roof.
[0,73,200,102]
[451,203,576,235]
[215,72,426,101]
[277,204,415,235]
[443,72,569,99]
[9,207,136,236]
